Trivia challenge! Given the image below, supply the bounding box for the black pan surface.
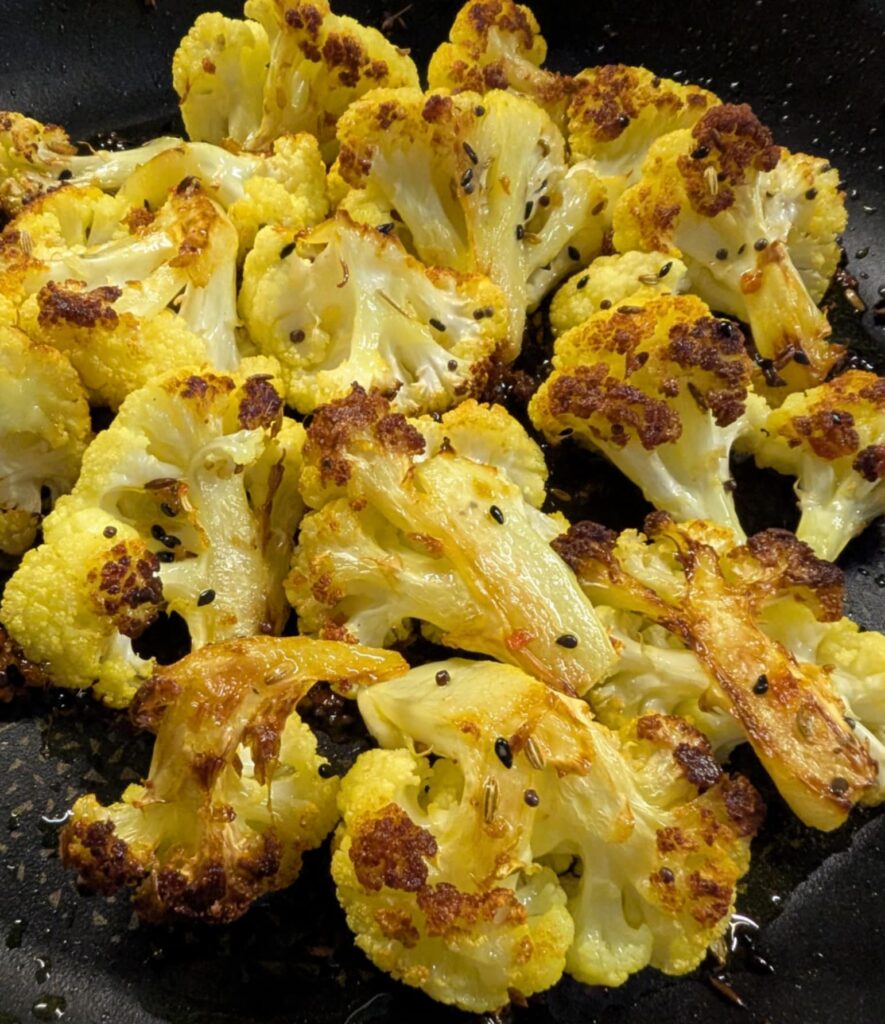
[1,2,884,1022]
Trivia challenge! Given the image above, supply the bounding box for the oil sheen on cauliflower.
[333,658,762,1010]
[1,366,304,707]
[61,636,407,922]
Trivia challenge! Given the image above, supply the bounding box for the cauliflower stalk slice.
[333,659,762,1010]
[614,104,846,398]
[530,293,760,536]
[239,213,509,414]
[0,324,90,557]
[744,371,885,561]
[60,636,408,922]
[554,513,877,830]
[286,387,615,695]
[335,87,606,359]
[1,367,305,707]
[427,0,575,126]
[173,1,419,159]
[549,250,689,337]
[4,182,242,408]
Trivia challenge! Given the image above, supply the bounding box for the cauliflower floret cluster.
[743,370,885,560]
[614,104,846,398]
[1,180,242,408]
[61,636,407,922]
[0,0,880,1015]
[1,366,304,706]
[0,324,91,557]
[239,212,509,414]
[334,86,606,357]
[333,658,762,1011]
[531,293,761,535]
[173,0,419,159]
[286,385,615,695]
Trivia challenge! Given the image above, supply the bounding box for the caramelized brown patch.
[854,444,885,482]
[37,280,121,328]
[87,541,164,638]
[720,775,766,837]
[238,375,283,431]
[129,671,182,732]
[551,519,618,574]
[349,804,437,892]
[741,529,844,621]
[679,104,780,216]
[322,32,371,88]
[790,409,860,459]
[0,623,47,701]
[285,2,323,37]
[547,366,682,449]
[666,317,750,426]
[422,93,454,124]
[59,818,148,894]
[467,0,535,50]
[416,881,526,936]
[306,385,425,487]
[672,742,722,792]
[686,871,733,926]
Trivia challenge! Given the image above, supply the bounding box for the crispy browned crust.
[422,93,454,124]
[59,818,149,895]
[237,374,283,432]
[162,371,236,407]
[467,0,534,49]
[677,104,780,216]
[305,384,425,487]
[417,881,526,936]
[854,444,885,482]
[666,317,750,426]
[552,518,617,574]
[570,65,696,143]
[37,280,121,328]
[790,409,860,459]
[0,623,47,701]
[86,540,164,638]
[636,713,723,791]
[349,804,438,892]
[736,529,844,621]
[547,365,682,449]
[719,775,766,838]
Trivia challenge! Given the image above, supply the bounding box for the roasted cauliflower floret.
[1,367,304,706]
[744,371,885,560]
[173,0,419,159]
[530,293,760,535]
[760,607,885,796]
[333,659,762,1010]
[0,110,180,217]
[3,181,242,408]
[555,514,877,830]
[549,251,689,336]
[0,324,90,557]
[239,213,508,414]
[117,133,329,260]
[60,637,407,922]
[286,387,615,695]
[566,66,719,210]
[427,0,575,126]
[335,87,606,358]
[614,104,846,397]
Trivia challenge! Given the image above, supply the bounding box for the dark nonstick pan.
[1,1,884,1022]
